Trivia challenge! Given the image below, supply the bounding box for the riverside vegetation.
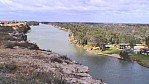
[46,22,149,67]
[0,21,101,84]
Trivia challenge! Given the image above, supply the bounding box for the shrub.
[0,64,17,73]
[120,51,130,61]
[28,72,67,84]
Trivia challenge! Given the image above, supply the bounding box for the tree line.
[47,22,149,50]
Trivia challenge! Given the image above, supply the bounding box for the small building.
[140,47,149,55]
[105,44,112,49]
[119,43,129,49]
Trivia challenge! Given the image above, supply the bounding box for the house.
[140,47,149,55]
[105,44,112,49]
[132,44,145,54]
[119,43,129,49]
[134,44,145,50]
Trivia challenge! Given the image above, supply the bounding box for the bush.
[0,26,14,33]
[28,72,67,84]
[0,64,17,73]
[4,42,39,50]
[120,51,130,60]
[4,42,14,49]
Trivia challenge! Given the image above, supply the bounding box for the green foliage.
[131,54,149,62]
[103,47,122,54]
[26,21,39,26]
[145,36,149,47]
[130,54,149,67]
[119,51,130,60]
[49,23,149,51]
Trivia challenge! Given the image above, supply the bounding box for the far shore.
[73,42,121,59]
[35,24,121,58]
[50,24,122,59]
[48,23,149,69]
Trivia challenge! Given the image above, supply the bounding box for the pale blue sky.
[0,0,148,23]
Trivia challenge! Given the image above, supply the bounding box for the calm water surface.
[28,24,149,84]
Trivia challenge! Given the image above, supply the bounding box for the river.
[27,24,149,84]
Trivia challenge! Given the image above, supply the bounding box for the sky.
[0,0,149,23]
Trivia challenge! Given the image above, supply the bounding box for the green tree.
[145,36,149,47]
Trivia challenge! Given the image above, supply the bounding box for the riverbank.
[72,37,149,69]
[50,24,122,59]
[70,36,122,59]
[70,35,149,69]
[130,54,149,68]
[0,22,101,83]
[49,23,149,69]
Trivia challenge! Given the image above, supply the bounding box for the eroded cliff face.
[0,22,39,49]
[0,48,100,84]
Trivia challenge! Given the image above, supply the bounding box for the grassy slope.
[102,47,122,54]
[130,54,149,67]
[82,44,121,55]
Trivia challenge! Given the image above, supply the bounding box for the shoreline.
[130,55,149,68]
[50,24,149,69]
[70,35,149,69]
[51,24,121,59]
[70,37,122,59]
[70,36,149,69]
[0,23,101,84]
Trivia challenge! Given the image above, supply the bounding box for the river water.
[28,24,149,84]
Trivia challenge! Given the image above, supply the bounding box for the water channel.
[27,24,149,84]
